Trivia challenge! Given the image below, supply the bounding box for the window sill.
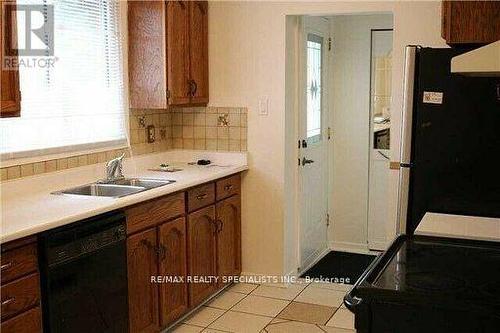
[0,143,129,168]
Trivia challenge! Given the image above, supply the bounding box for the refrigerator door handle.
[397,45,418,235]
[400,45,417,165]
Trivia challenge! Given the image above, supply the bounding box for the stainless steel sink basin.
[52,178,175,198]
[110,178,175,189]
[54,184,145,198]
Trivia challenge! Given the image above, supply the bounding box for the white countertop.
[0,150,248,244]
[415,213,500,242]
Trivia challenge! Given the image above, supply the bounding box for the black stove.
[373,238,500,295]
[345,235,500,333]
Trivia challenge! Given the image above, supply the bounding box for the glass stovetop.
[373,237,500,297]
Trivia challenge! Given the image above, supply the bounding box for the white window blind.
[0,0,127,160]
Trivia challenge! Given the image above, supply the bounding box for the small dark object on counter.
[197,159,211,165]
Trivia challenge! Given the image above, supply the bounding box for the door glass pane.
[306,33,323,142]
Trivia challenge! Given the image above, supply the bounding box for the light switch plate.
[259,96,269,116]
[147,125,155,143]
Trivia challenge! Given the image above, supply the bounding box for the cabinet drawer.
[126,192,185,234]
[1,306,42,333]
[216,174,240,200]
[187,183,215,212]
[1,243,38,285]
[1,273,40,320]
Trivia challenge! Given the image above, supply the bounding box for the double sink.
[53,178,175,198]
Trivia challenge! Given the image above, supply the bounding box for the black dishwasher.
[39,212,129,333]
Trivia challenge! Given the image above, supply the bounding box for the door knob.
[301,157,314,166]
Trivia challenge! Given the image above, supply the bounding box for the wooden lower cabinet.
[0,273,40,320]
[0,237,41,332]
[158,217,188,326]
[1,306,42,333]
[127,228,160,333]
[216,195,242,284]
[127,215,189,331]
[126,175,242,331]
[187,205,218,307]
[0,242,38,284]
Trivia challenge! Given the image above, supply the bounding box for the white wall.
[208,1,447,277]
[284,15,301,276]
[329,14,393,250]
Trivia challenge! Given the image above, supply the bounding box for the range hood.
[451,40,500,76]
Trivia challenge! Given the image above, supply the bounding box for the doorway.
[288,13,394,275]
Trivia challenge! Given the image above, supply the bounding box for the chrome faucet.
[105,153,125,182]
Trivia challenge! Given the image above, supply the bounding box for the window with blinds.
[0,0,127,160]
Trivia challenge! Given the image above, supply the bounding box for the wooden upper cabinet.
[127,229,160,333]
[187,205,217,307]
[189,1,209,105]
[128,0,167,109]
[1,1,21,117]
[216,195,241,283]
[158,217,188,327]
[442,1,500,45]
[166,0,191,106]
[127,0,209,108]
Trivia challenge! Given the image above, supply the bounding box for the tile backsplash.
[0,106,247,181]
[129,108,173,155]
[171,107,247,152]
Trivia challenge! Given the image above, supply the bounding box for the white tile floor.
[171,281,355,333]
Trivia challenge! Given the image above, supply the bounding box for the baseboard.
[367,240,388,251]
[330,241,373,254]
[297,247,330,277]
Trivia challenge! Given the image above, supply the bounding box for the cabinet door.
[166,0,190,106]
[158,217,188,327]
[127,229,159,333]
[127,0,167,109]
[216,195,241,284]
[1,2,21,117]
[188,1,209,105]
[442,1,500,44]
[187,205,217,307]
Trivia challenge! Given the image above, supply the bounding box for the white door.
[367,151,390,250]
[298,17,329,271]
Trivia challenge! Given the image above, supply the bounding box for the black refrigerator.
[345,46,500,333]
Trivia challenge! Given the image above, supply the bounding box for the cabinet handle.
[196,193,208,200]
[140,239,154,250]
[224,184,233,192]
[1,297,15,306]
[217,219,224,233]
[188,80,195,97]
[161,244,167,261]
[204,215,217,235]
[157,244,167,261]
[192,80,198,96]
[0,262,13,271]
